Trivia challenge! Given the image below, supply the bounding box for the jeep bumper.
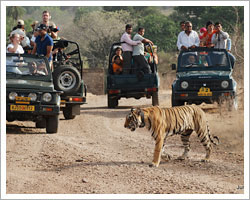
[172,90,236,103]
[6,103,60,121]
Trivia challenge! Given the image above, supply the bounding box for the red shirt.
[203,30,217,46]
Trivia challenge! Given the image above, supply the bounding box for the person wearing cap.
[27,21,39,39]
[35,10,58,39]
[10,19,31,51]
[32,24,53,69]
[28,21,39,47]
[177,21,200,51]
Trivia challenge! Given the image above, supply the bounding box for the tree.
[137,13,179,52]
[6,6,25,21]
[170,6,244,34]
[74,7,102,23]
[6,6,26,37]
[74,10,136,68]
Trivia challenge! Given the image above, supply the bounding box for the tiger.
[124,105,219,167]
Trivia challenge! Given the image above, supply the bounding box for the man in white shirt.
[177,21,200,51]
[120,24,141,74]
[132,27,154,74]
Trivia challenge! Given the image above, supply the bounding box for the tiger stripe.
[124,105,219,167]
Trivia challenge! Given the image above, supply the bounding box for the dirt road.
[6,89,244,194]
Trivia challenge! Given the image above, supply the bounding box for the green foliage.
[103,6,160,18]
[137,13,179,52]
[6,6,25,20]
[74,10,135,68]
[74,7,102,23]
[170,6,244,34]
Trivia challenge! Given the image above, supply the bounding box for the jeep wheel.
[46,115,59,134]
[36,118,46,128]
[63,106,76,120]
[171,95,184,107]
[152,91,159,106]
[107,95,118,108]
[53,66,81,96]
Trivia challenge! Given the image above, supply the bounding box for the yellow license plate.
[198,87,212,96]
[10,105,35,111]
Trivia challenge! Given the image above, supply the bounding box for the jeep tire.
[107,95,118,108]
[63,105,76,120]
[53,66,81,96]
[46,115,59,134]
[36,118,46,128]
[152,91,159,106]
[171,95,184,107]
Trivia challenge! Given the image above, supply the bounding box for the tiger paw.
[149,162,159,167]
[161,154,172,161]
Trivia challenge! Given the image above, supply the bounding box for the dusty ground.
[6,87,244,194]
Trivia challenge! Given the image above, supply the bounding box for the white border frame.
[1,1,249,199]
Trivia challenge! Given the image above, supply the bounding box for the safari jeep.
[6,53,61,133]
[106,42,159,108]
[171,47,237,110]
[52,40,87,119]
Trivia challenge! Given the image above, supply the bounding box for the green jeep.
[106,42,160,108]
[171,47,237,110]
[52,40,87,119]
[6,53,61,133]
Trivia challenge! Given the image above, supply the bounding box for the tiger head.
[124,108,145,132]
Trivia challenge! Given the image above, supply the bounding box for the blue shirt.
[35,34,53,61]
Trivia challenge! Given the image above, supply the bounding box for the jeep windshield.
[6,54,50,77]
[178,48,231,72]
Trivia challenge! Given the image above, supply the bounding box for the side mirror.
[172,64,176,70]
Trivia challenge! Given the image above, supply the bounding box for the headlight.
[42,93,52,102]
[28,93,37,101]
[9,92,18,100]
[221,80,229,88]
[181,81,189,89]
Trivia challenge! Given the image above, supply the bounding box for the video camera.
[53,40,69,50]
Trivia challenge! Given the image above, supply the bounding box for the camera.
[48,25,59,33]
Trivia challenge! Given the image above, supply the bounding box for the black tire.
[46,115,59,134]
[36,118,46,128]
[152,91,159,106]
[63,106,76,120]
[107,95,118,108]
[171,95,184,107]
[53,66,81,96]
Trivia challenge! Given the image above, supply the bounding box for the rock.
[82,178,88,183]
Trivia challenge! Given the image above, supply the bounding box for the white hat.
[17,19,24,26]
[11,29,26,37]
